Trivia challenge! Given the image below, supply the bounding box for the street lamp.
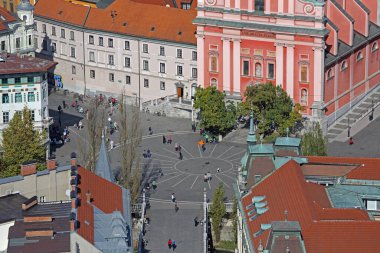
[347,116,351,138]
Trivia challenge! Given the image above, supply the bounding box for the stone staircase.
[326,86,380,141]
[142,95,194,118]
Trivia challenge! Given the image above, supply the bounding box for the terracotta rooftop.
[306,156,380,180]
[34,0,197,45]
[0,54,57,75]
[0,7,17,32]
[241,160,380,253]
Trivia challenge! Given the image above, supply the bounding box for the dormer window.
[327,69,334,80]
[372,42,379,52]
[341,61,347,71]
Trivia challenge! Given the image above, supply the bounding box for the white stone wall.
[34,18,198,102]
[0,220,14,252]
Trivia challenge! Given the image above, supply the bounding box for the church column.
[278,0,284,13]
[235,0,240,10]
[286,44,294,99]
[288,0,294,15]
[222,37,231,93]
[313,46,324,103]
[275,43,284,87]
[197,34,205,87]
[233,39,241,94]
[225,0,230,9]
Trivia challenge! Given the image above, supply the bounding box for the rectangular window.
[15,93,22,103]
[70,47,76,58]
[159,62,166,73]
[42,24,46,33]
[181,3,190,9]
[143,60,149,71]
[108,55,114,65]
[28,92,35,102]
[143,44,148,53]
[30,110,35,121]
[2,94,9,104]
[177,49,183,59]
[160,81,165,90]
[27,77,33,83]
[15,38,20,49]
[268,63,274,79]
[89,35,94,45]
[52,26,56,36]
[15,77,21,84]
[70,31,74,41]
[160,46,165,56]
[1,41,5,51]
[61,29,65,38]
[125,41,130,50]
[90,70,95,79]
[125,57,131,68]
[126,75,131,85]
[52,42,56,53]
[108,38,113,48]
[254,0,264,11]
[28,35,32,45]
[99,37,104,46]
[1,78,7,84]
[72,66,76,74]
[192,51,197,61]
[109,73,114,82]
[42,39,47,51]
[192,68,198,78]
[242,60,249,76]
[300,65,308,83]
[3,112,9,123]
[144,79,149,87]
[177,65,183,76]
[89,51,95,62]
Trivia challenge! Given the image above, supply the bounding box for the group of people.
[167,239,177,251]
[204,172,212,182]
[162,135,173,144]
[171,193,179,212]
[143,149,152,158]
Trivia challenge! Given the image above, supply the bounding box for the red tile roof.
[241,160,380,253]
[301,164,357,177]
[34,0,197,45]
[306,156,380,180]
[0,7,17,31]
[0,54,57,75]
[76,166,123,244]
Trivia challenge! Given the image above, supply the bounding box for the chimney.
[70,152,77,166]
[20,161,37,176]
[86,191,92,203]
[22,196,38,210]
[47,156,57,170]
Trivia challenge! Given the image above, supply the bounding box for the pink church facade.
[194,0,380,125]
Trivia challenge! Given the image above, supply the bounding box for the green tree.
[210,183,226,243]
[239,82,303,137]
[1,107,46,177]
[194,86,236,135]
[301,122,327,156]
[231,197,238,244]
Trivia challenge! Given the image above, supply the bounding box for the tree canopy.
[240,82,303,137]
[210,183,226,243]
[194,86,236,135]
[301,122,327,156]
[1,107,46,177]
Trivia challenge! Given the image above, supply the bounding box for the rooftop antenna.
[110,10,117,23]
[284,209,288,222]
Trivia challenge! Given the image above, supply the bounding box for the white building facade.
[0,0,35,56]
[33,0,198,103]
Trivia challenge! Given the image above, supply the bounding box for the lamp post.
[347,116,351,138]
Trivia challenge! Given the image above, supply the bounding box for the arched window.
[372,42,379,52]
[356,51,363,62]
[210,78,217,87]
[255,62,262,78]
[341,61,347,71]
[301,89,308,105]
[327,69,333,79]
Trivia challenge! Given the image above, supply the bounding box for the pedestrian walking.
[172,240,177,250]
[192,122,196,132]
[179,152,183,160]
[110,140,114,149]
[148,126,153,135]
[174,201,179,212]
[143,150,147,158]
[147,149,151,158]
[171,193,175,202]
[194,217,198,227]
[204,173,208,182]
[62,100,66,109]
[207,172,211,181]
[175,143,179,151]
[58,105,62,114]
[217,168,220,173]
[168,239,172,249]
[178,145,181,152]
[349,137,354,145]
[163,135,166,144]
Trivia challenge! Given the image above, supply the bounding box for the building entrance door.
[177,87,183,98]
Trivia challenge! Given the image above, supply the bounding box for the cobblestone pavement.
[48,91,242,253]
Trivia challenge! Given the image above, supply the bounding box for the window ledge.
[299,81,309,84]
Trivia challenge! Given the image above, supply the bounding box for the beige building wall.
[71,232,102,253]
[0,168,70,201]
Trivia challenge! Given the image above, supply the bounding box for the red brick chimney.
[20,161,37,176]
[47,156,57,170]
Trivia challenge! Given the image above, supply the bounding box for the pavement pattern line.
[180,145,195,158]
[190,176,199,189]
[216,146,233,159]
[157,173,183,185]
[208,144,218,158]
[151,152,179,161]
[214,174,230,189]
[172,174,192,187]
[223,150,246,160]
[229,156,243,162]
[162,147,184,159]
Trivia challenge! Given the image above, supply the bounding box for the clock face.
[206,0,216,5]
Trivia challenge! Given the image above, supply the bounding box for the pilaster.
[275,43,284,88]
[222,37,231,93]
[233,39,241,94]
[286,44,295,99]
[197,33,205,88]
